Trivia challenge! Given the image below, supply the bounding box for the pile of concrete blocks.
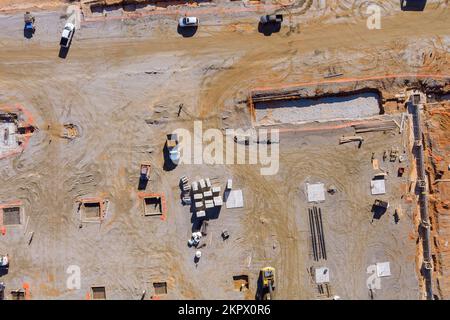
[191,177,222,218]
[180,176,191,205]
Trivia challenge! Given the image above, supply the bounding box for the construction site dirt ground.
[0,0,449,299]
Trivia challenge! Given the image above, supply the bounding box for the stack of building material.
[353,121,397,133]
[195,201,204,210]
[190,177,224,216]
[180,176,191,205]
[194,193,203,201]
[308,206,327,261]
[212,186,222,206]
[196,210,206,218]
[180,175,189,184]
[213,196,223,207]
[203,190,213,199]
[339,136,364,144]
[205,200,214,209]
[212,186,221,195]
[199,179,206,190]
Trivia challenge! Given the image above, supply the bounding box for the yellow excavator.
[258,267,275,300]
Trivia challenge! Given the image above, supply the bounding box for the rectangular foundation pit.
[83,203,101,219]
[250,90,382,126]
[143,196,163,216]
[233,275,249,291]
[1,206,23,226]
[78,198,106,222]
[153,282,167,295]
[91,286,106,300]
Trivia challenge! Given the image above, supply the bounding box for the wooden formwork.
[137,192,167,221]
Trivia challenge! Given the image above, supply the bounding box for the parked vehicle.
[60,22,75,48]
[178,17,199,27]
[166,133,180,164]
[260,14,283,24]
[0,254,8,268]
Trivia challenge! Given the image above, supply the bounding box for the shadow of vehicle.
[177,25,198,38]
[163,143,177,171]
[190,212,205,232]
[258,22,281,36]
[58,29,75,59]
[206,206,221,220]
[255,271,265,300]
[371,204,388,220]
[23,27,35,39]
[137,177,149,191]
[400,0,427,11]
[0,267,8,277]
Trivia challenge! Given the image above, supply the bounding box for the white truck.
[0,254,8,268]
[167,133,180,164]
[178,17,199,28]
[260,14,283,24]
[60,22,75,48]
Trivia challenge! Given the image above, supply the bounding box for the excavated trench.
[250,89,383,126]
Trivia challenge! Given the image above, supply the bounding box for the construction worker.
[24,12,36,34]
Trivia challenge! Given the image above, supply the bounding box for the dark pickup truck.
[260,14,283,24]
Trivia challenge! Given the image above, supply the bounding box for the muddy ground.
[0,0,449,299]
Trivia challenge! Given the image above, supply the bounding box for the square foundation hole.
[91,286,106,300]
[153,282,167,295]
[233,275,249,291]
[83,202,101,219]
[2,207,21,225]
[143,197,162,216]
[10,290,25,300]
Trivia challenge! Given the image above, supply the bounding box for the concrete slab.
[376,262,391,277]
[307,183,325,202]
[226,190,243,209]
[315,267,330,284]
[371,179,386,195]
